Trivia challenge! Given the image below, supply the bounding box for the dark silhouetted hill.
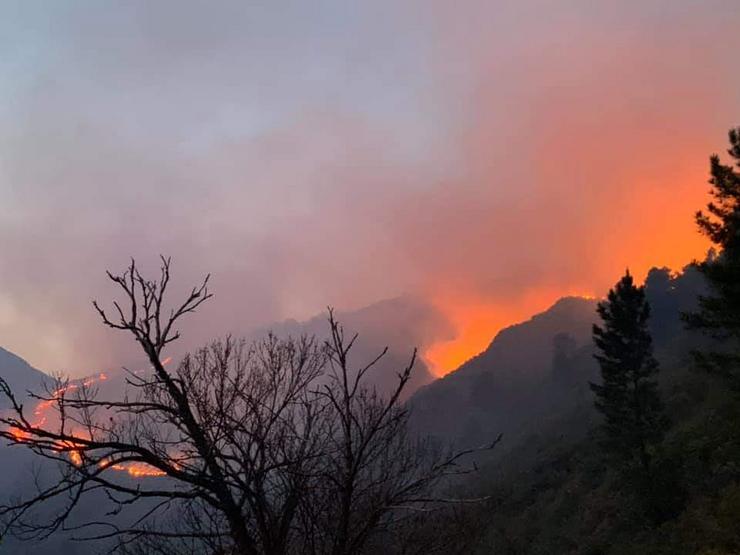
[0,347,50,410]
[254,295,454,399]
[409,296,600,449]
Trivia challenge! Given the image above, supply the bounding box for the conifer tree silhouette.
[591,271,668,473]
[684,127,740,388]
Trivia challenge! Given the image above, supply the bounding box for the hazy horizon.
[1,0,738,377]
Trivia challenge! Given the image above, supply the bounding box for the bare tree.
[0,258,498,554]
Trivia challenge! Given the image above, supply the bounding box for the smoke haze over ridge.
[0,0,737,376]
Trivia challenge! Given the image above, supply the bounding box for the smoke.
[0,1,737,376]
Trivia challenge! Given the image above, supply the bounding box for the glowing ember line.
[16,363,172,479]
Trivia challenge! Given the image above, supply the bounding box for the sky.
[0,0,738,377]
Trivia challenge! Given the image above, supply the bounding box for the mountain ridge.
[408,295,600,448]
[0,346,50,409]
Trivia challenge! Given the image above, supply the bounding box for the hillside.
[0,348,51,493]
[0,266,723,554]
[0,347,49,410]
[409,296,600,449]
[253,295,452,399]
[447,265,740,554]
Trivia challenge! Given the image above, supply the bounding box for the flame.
[423,287,599,376]
[10,427,29,441]
[123,464,167,478]
[16,365,173,478]
[98,457,167,477]
[59,441,82,466]
[423,221,708,378]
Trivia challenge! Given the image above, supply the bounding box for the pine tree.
[683,127,740,388]
[591,271,668,473]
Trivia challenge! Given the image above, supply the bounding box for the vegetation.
[3,127,740,553]
[0,259,498,554]
[684,128,740,388]
[591,270,667,472]
[591,271,675,524]
[462,127,740,554]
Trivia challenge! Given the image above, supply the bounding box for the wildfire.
[122,464,167,478]
[59,441,82,466]
[98,457,167,477]
[423,224,708,378]
[13,368,169,479]
[423,287,600,376]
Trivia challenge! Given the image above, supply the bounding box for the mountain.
[0,349,133,554]
[1,297,601,553]
[0,348,70,554]
[408,296,600,449]
[0,297,453,554]
[452,265,740,554]
[0,347,50,410]
[253,295,454,399]
[0,268,713,553]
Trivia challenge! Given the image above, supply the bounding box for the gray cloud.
[0,0,738,375]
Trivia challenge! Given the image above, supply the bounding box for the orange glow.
[10,427,30,441]
[423,245,707,376]
[423,287,600,376]
[123,464,167,477]
[423,209,709,379]
[421,149,712,377]
[19,365,173,478]
[68,446,83,466]
[99,458,167,477]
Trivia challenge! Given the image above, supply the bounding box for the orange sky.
[420,154,713,376]
[373,2,733,378]
[423,255,704,377]
[0,1,736,378]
